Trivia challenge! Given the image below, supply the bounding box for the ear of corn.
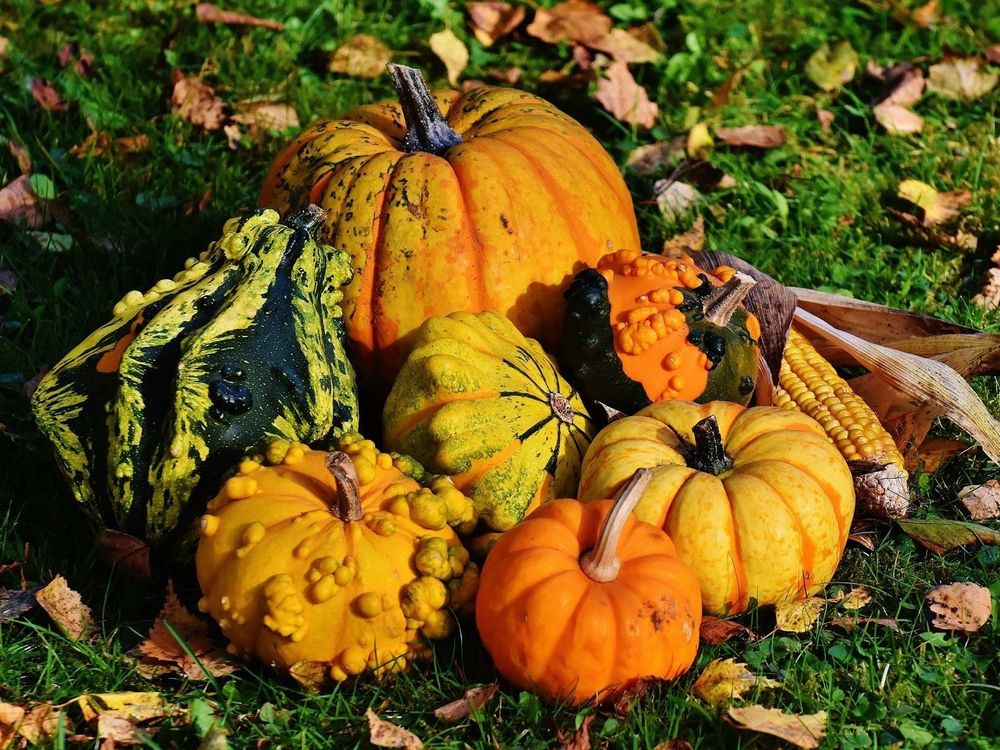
[773,327,909,518]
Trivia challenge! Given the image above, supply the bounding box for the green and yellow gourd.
[31,206,359,564]
[383,311,595,538]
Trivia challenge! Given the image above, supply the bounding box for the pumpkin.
[558,249,761,416]
[578,401,856,615]
[259,64,641,394]
[196,433,478,683]
[31,206,359,565]
[383,311,595,534]
[476,469,701,705]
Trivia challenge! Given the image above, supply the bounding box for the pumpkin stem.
[702,271,756,327]
[325,452,364,522]
[686,416,734,475]
[387,63,462,156]
[286,204,327,238]
[581,468,654,583]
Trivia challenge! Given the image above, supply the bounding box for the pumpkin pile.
[31,64,1000,705]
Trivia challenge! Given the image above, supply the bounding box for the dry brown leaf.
[884,68,925,106]
[959,480,1000,521]
[526,0,610,45]
[973,268,1000,311]
[433,684,498,722]
[16,705,61,745]
[653,741,693,750]
[28,77,66,112]
[874,103,923,135]
[96,530,152,583]
[0,175,52,228]
[429,29,468,87]
[662,216,705,255]
[366,709,423,750]
[468,2,525,47]
[170,71,225,131]
[97,714,146,745]
[230,101,300,144]
[693,659,780,709]
[715,125,786,148]
[35,575,92,641]
[916,437,967,473]
[926,582,992,634]
[726,706,828,749]
[117,134,150,153]
[9,141,30,175]
[847,530,876,551]
[596,61,657,128]
[288,661,329,691]
[589,29,660,64]
[987,44,1000,65]
[487,66,521,84]
[195,3,284,31]
[137,582,237,680]
[69,130,111,158]
[0,703,25,749]
[328,34,392,78]
[927,58,998,100]
[830,586,872,610]
[626,138,683,175]
[829,616,899,632]
[77,692,173,724]
[896,179,971,227]
[805,41,857,91]
[699,615,755,645]
[557,713,593,750]
[911,0,941,27]
[816,108,835,131]
[774,597,824,633]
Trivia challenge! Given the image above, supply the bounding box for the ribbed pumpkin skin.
[383,311,594,532]
[196,435,478,682]
[259,84,641,389]
[579,401,855,615]
[31,209,359,561]
[476,498,701,705]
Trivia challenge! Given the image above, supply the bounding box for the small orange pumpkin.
[476,470,701,705]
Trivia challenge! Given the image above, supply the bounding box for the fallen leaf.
[916,437,967,472]
[726,706,827,749]
[97,714,146,745]
[557,713,593,750]
[653,741,693,750]
[230,101,299,141]
[9,141,30,174]
[487,66,521,85]
[626,138,684,175]
[429,29,468,87]
[828,616,899,632]
[0,270,18,295]
[959,481,1000,521]
[0,703,25,749]
[654,180,702,223]
[195,3,284,31]
[686,122,713,159]
[28,77,66,112]
[927,58,998,101]
[137,582,237,680]
[468,2,525,47]
[816,109,835,131]
[874,103,923,135]
[830,586,871,610]
[897,518,1000,554]
[611,678,655,715]
[170,71,225,131]
[596,61,657,128]
[662,216,705,255]
[710,65,748,107]
[526,0,611,45]
[117,134,151,153]
[896,179,971,227]
[17,704,61,745]
[183,184,213,215]
[925,582,992,634]
[699,614,755,645]
[973,268,1000,311]
[77,693,173,723]
[433,684,498,722]
[58,43,95,76]
[96,530,152,583]
[805,41,858,91]
[847,518,879,551]
[223,123,242,149]
[774,597,824,633]
[882,68,925,106]
[715,124,786,148]
[911,0,941,27]
[693,659,780,709]
[69,129,111,158]
[987,44,1000,65]
[366,709,423,750]
[589,29,660,64]
[328,34,392,78]
[35,575,91,640]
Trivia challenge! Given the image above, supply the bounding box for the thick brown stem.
[703,271,756,327]
[286,204,327,238]
[686,416,734,475]
[387,63,462,156]
[581,468,654,583]
[325,452,363,522]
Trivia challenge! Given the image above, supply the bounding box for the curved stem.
[286,204,327,238]
[685,416,734,475]
[325,452,363,522]
[703,271,756,327]
[387,63,462,156]
[581,468,654,583]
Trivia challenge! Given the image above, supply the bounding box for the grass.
[1,0,999,747]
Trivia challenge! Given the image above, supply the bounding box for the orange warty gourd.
[579,401,855,616]
[196,433,478,684]
[259,65,641,392]
[476,470,702,705]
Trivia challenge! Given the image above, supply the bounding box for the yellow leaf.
[774,597,824,633]
[76,692,173,723]
[429,29,468,87]
[0,703,25,749]
[727,705,828,749]
[328,34,392,79]
[927,58,998,101]
[35,575,92,641]
[692,658,780,709]
[831,586,872,611]
[925,582,992,634]
[686,122,713,159]
[897,179,971,227]
[805,41,857,91]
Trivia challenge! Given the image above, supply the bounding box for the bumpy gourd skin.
[31,208,359,562]
[259,83,642,393]
[196,433,478,682]
[383,311,595,532]
[559,250,759,416]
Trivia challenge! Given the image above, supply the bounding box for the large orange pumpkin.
[260,65,641,391]
[579,401,855,616]
[476,470,702,705]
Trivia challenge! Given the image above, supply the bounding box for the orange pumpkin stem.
[387,63,463,156]
[702,271,756,327]
[285,203,327,238]
[324,452,364,522]
[581,468,654,583]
